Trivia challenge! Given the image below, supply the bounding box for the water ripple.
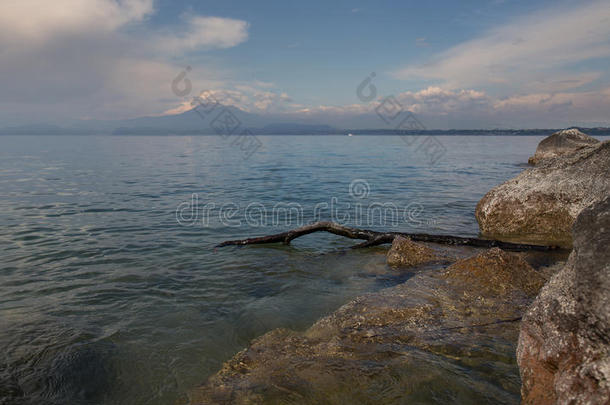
[0,134,586,404]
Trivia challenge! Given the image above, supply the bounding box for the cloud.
[394,0,610,93]
[0,0,153,47]
[285,88,488,117]
[384,1,610,127]
[0,1,248,54]
[415,37,428,47]
[154,16,249,53]
[492,88,610,114]
[395,87,488,115]
[162,86,294,116]
[0,0,250,123]
[286,86,610,129]
[393,86,610,127]
[1,1,608,129]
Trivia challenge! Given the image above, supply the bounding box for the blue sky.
[1,0,609,128]
[163,0,560,105]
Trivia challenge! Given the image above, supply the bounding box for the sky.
[1,0,609,129]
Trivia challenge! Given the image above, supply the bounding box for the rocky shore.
[191,130,609,404]
[475,136,609,248]
[192,247,552,404]
[517,196,610,404]
[527,128,599,165]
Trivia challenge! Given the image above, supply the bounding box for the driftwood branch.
[216,221,560,251]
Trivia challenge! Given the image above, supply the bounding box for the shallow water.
[0,135,594,404]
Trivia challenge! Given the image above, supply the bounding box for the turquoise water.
[0,135,577,404]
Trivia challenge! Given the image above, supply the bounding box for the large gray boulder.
[528,128,599,165]
[517,196,610,404]
[476,141,610,248]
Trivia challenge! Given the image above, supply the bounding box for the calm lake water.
[0,135,591,404]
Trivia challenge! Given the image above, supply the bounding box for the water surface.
[0,135,582,404]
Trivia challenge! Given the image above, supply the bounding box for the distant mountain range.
[1,104,610,136]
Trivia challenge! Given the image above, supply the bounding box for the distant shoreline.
[2,128,610,136]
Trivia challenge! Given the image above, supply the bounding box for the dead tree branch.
[216,221,560,251]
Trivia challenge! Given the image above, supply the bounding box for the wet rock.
[191,248,549,404]
[442,247,545,297]
[517,196,610,405]
[475,140,610,248]
[386,236,439,267]
[528,128,599,165]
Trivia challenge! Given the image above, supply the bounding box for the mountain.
[1,104,610,135]
[79,105,337,135]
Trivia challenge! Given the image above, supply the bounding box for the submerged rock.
[528,128,599,165]
[517,196,610,405]
[191,248,549,404]
[386,236,439,267]
[475,140,610,248]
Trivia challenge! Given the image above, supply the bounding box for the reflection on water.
[0,135,585,404]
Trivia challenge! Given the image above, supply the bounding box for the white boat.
[348,133,353,136]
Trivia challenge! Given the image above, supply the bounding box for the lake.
[0,134,582,404]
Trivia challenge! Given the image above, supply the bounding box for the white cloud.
[394,86,610,127]
[99,59,227,118]
[492,88,610,114]
[384,1,610,127]
[0,0,153,48]
[156,81,610,129]
[1,0,608,128]
[394,0,610,93]
[286,88,488,117]
[161,86,294,116]
[395,87,488,115]
[286,86,610,128]
[0,0,251,123]
[154,16,249,53]
[0,1,248,53]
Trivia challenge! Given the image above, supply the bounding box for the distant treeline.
[2,126,610,136]
[112,127,610,136]
[346,128,610,136]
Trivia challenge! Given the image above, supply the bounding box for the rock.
[386,236,438,267]
[191,248,550,404]
[475,140,610,248]
[528,128,599,165]
[517,196,610,405]
[442,247,545,297]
